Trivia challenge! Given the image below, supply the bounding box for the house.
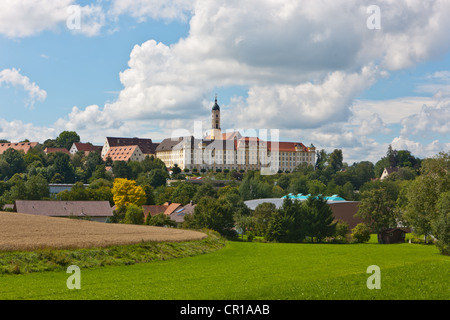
[69,142,102,156]
[377,228,408,244]
[0,142,39,155]
[380,167,399,180]
[142,205,168,220]
[44,147,71,155]
[103,145,145,162]
[169,201,196,226]
[142,202,182,221]
[14,200,114,223]
[101,137,159,159]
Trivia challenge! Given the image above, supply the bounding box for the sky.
[0,0,449,164]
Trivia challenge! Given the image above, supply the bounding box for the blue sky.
[0,0,449,164]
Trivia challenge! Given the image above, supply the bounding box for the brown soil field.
[0,211,207,251]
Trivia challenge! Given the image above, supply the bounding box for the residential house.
[69,142,102,156]
[101,137,159,159]
[14,200,114,223]
[380,167,399,180]
[169,201,196,226]
[142,202,182,221]
[103,145,145,162]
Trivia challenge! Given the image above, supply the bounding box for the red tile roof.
[44,147,71,155]
[0,142,39,155]
[14,200,113,217]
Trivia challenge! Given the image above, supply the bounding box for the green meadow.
[0,235,448,300]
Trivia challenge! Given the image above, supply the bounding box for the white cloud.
[110,0,194,22]
[356,113,391,136]
[0,68,47,108]
[0,118,55,142]
[0,0,105,38]
[391,136,449,159]
[400,98,450,136]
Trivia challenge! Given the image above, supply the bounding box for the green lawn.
[0,239,448,300]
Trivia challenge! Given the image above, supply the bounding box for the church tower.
[210,95,221,140]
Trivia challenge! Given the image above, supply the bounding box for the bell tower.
[211,95,221,140]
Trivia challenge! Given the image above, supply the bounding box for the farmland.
[0,211,206,251]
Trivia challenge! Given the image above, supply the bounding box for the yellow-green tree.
[112,178,146,210]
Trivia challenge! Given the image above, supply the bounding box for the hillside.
[0,211,207,251]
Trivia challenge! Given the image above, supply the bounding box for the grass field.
[1,238,448,300]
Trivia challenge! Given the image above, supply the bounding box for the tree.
[315,149,328,170]
[171,182,196,205]
[328,149,343,173]
[25,174,49,200]
[403,152,449,244]
[112,178,146,210]
[351,223,371,243]
[171,164,181,175]
[193,183,217,203]
[304,195,337,242]
[56,131,80,150]
[307,179,326,195]
[432,191,450,255]
[0,148,26,178]
[146,213,175,227]
[184,197,236,237]
[85,151,104,179]
[356,187,399,234]
[52,152,75,183]
[148,168,169,188]
[141,184,156,205]
[112,161,131,179]
[266,197,307,243]
[253,202,277,236]
[123,204,144,225]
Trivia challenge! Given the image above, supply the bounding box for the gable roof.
[44,147,70,155]
[106,137,158,155]
[169,203,196,223]
[72,142,102,153]
[104,145,142,162]
[14,200,113,217]
[142,205,168,220]
[164,202,182,215]
[0,142,39,155]
[384,167,399,174]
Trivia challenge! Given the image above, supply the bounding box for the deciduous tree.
[112,178,146,210]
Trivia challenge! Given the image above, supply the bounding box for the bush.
[123,204,144,225]
[351,223,371,243]
[335,220,349,238]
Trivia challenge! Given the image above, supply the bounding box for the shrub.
[335,220,349,238]
[123,204,144,225]
[351,223,371,243]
